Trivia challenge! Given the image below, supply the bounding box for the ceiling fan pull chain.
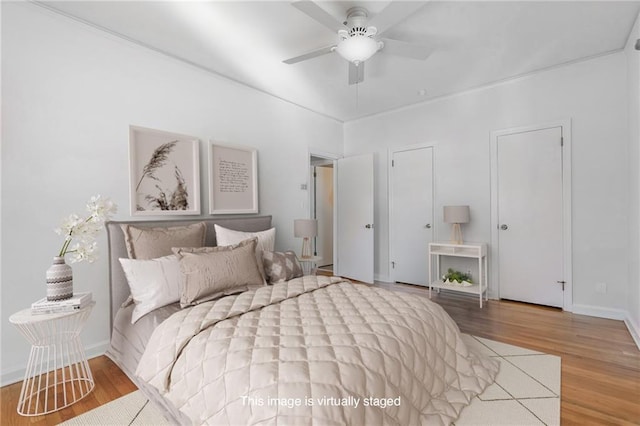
[355,79,359,110]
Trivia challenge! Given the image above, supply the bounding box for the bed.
[105,216,498,425]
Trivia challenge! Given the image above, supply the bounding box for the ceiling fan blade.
[348,62,365,85]
[283,45,335,64]
[368,1,427,36]
[381,37,433,60]
[291,0,345,32]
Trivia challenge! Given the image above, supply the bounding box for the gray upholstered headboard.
[105,215,272,329]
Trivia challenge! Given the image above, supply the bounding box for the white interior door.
[497,126,564,307]
[336,154,374,283]
[390,146,433,286]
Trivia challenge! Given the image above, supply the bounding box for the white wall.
[344,52,630,315]
[1,3,342,384]
[626,13,640,346]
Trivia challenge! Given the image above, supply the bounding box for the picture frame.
[208,142,258,214]
[129,126,201,216]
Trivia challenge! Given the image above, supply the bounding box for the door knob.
[425,224,431,229]
[365,224,374,229]
[500,224,508,230]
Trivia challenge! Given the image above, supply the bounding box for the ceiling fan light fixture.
[336,35,380,64]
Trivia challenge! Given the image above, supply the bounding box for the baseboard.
[1,340,109,387]
[86,339,110,361]
[571,304,627,320]
[624,315,640,350]
[1,366,26,388]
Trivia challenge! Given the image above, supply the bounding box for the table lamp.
[443,205,470,245]
[294,219,317,259]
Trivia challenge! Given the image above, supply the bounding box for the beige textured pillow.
[174,238,263,307]
[213,224,275,283]
[262,251,303,284]
[121,222,206,259]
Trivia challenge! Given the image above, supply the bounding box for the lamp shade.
[294,219,318,238]
[335,35,379,63]
[443,206,470,224]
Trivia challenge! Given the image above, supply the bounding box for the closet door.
[496,126,564,307]
[390,146,434,286]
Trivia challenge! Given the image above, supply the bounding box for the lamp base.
[450,223,464,245]
[301,237,312,259]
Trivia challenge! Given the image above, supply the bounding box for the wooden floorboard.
[2,282,639,425]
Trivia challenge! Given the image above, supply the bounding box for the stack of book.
[31,292,93,315]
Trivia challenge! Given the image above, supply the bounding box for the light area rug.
[455,335,560,426]
[59,390,171,425]
[60,336,560,426]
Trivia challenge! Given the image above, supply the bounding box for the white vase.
[46,256,73,301]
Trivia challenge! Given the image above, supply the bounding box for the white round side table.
[9,302,95,416]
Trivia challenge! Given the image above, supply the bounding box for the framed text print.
[129,126,200,216]
[208,142,258,214]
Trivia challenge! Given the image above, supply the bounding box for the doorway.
[310,155,334,272]
[308,152,375,283]
[491,121,572,309]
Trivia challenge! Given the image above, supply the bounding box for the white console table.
[428,242,488,307]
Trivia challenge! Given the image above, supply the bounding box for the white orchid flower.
[86,195,117,222]
[55,214,83,236]
[55,195,117,263]
[67,241,98,264]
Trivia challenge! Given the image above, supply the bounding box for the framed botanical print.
[129,126,200,215]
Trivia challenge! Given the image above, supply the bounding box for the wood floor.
[2,283,639,425]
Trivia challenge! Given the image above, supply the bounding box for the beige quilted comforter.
[137,276,498,425]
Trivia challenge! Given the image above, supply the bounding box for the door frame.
[490,119,573,310]
[308,149,339,271]
[388,142,436,284]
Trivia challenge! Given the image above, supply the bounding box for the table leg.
[484,255,488,301]
[478,256,483,308]
[436,254,441,293]
[428,253,432,298]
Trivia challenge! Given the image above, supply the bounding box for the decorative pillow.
[119,255,181,324]
[262,250,304,284]
[121,222,207,259]
[173,238,263,307]
[214,224,275,283]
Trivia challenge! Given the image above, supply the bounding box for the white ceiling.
[40,1,640,122]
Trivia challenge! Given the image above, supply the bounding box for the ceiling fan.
[283,0,431,85]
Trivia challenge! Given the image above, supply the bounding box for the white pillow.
[119,255,181,324]
[214,225,276,283]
